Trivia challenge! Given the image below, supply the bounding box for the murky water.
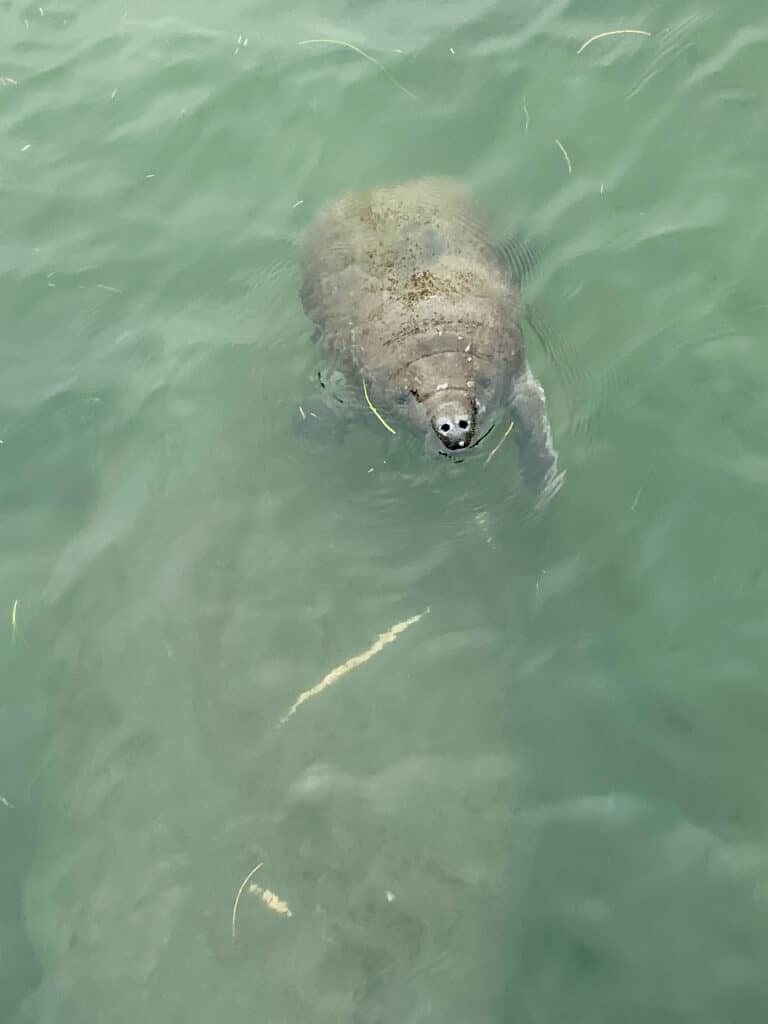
[3,1,768,1021]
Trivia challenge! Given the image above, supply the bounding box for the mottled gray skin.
[300,177,564,501]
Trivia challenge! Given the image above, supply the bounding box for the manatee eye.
[458,419,469,430]
[440,422,450,432]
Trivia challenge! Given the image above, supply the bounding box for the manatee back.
[300,178,522,403]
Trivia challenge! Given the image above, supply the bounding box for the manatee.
[299,177,564,502]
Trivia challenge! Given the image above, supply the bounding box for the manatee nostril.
[440,422,451,432]
[458,419,468,430]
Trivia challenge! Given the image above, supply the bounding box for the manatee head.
[425,391,477,452]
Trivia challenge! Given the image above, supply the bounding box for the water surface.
[3,1,768,1021]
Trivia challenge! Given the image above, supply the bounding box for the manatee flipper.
[292,368,358,447]
[496,236,539,284]
[508,363,565,506]
[498,235,565,503]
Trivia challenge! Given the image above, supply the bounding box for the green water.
[3,0,768,1020]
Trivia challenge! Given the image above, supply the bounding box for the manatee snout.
[427,393,477,451]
